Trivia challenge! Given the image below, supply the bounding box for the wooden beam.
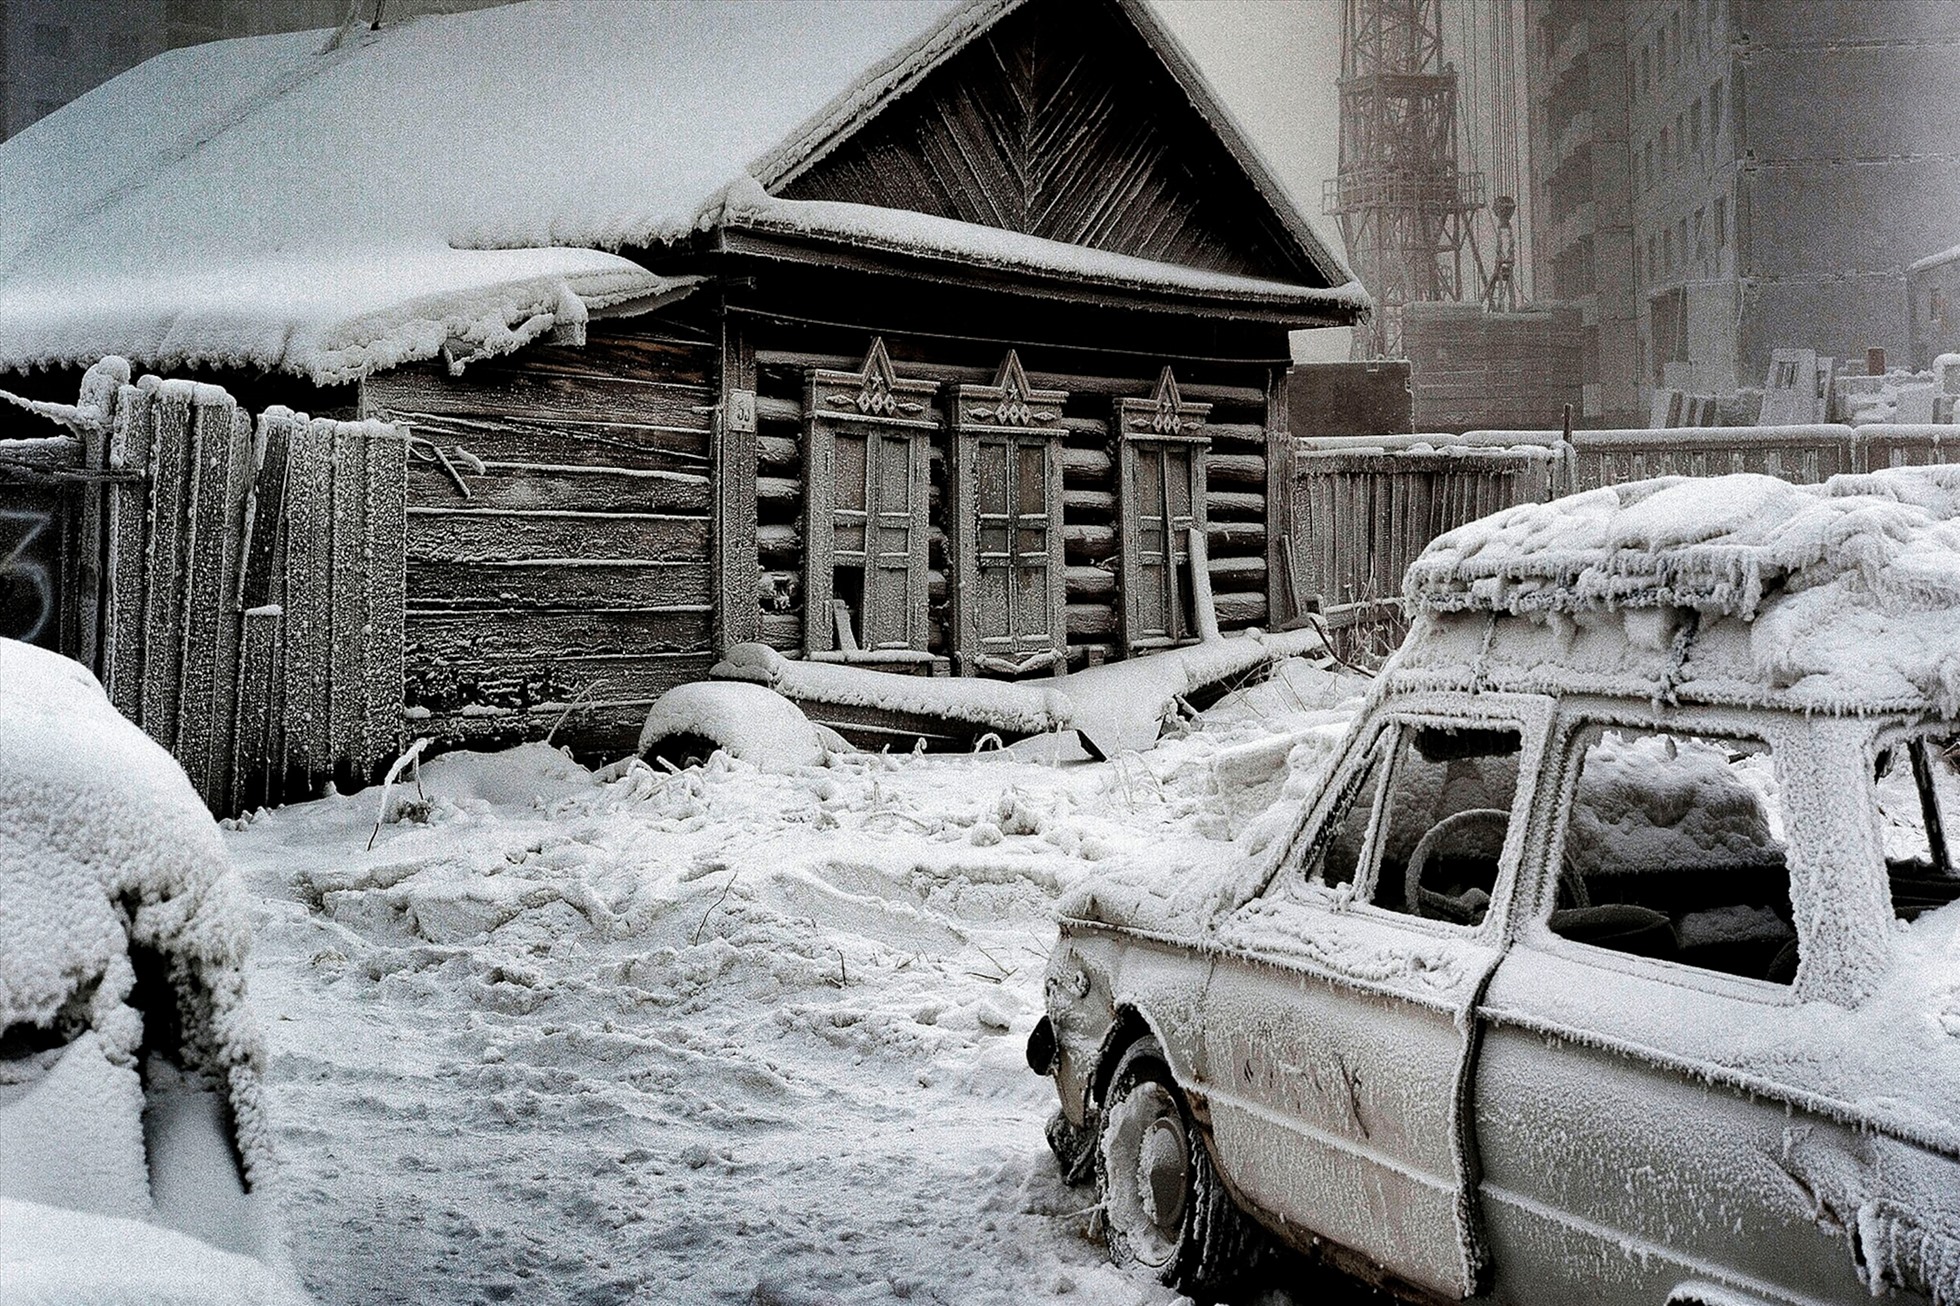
[714,310,761,651]
[1264,364,1293,627]
[754,348,1268,407]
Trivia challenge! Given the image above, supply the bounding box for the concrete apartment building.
[1531,0,1960,421]
[1526,0,1639,426]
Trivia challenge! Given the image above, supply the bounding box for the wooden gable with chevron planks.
[770,0,1327,287]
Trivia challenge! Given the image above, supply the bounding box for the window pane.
[1554,727,1797,983]
[1308,747,1385,889]
[1875,736,1960,921]
[1367,725,1522,925]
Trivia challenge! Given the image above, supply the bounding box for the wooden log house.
[0,0,1365,789]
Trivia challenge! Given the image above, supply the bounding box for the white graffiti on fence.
[0,507,55,643]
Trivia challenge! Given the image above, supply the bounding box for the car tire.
[1095,1035,1260,1301]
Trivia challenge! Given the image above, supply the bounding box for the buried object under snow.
[1033,467,1960,1305]
[702,628,1326,760]
[635,680,845,770]
[0,639,302,1302]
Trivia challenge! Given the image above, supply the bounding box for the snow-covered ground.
[224,661,1370,1305]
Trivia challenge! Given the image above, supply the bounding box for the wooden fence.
[1,360,405,813]
[1295,423,1960,666]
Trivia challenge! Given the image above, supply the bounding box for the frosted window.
[1873,736,1960,922]
[1366,725,1521,927]
[1553,727,1797,984]
[1306,745,1385,889]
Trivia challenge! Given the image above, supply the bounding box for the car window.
[1873,734,1960,921]
[1551,725,1797,985]
[1305,740,1386,889]
[1363,724,1521,927]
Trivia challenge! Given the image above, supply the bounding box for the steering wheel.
[1404,808,1510,920]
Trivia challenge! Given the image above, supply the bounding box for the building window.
[1657,27,1667,78]
[1641,44,1652,93]
[1714,195,1728,250]
[1675,112,1686,163]
[1663,228,1674,272]
[1711,79,1724,139]
[31,23,72,58]
[1648,234,1660,281]
[1677,217,1689,268]
[1660,126,1671,173]
[802,341,939,661]
[1932,286,1947,326]
[1690,99,1703,159]
[1694,207,1707,262]
[1670,11,1683,67]
[1645,141,1656,191]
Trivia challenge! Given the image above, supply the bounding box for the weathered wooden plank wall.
[0,363,407,813]
[1289,421,1960,667]
[365,325,718,755]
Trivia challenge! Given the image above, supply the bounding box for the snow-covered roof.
[1910,243,1960,274]
[0,0,1357,385]
[1395,468,1960,715]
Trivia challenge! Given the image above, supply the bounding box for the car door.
[1200,693,1552,1298]
[1473,704,1890,1305]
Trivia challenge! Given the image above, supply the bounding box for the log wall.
[365,324,718,756]
[742,333,1283,670]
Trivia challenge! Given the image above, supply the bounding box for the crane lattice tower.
[1323,0,1485,359]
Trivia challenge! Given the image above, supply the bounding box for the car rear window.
[1551,726,1798,985]
[1873,735,1960,921]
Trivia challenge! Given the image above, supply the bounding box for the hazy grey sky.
[1152,0,1352,356]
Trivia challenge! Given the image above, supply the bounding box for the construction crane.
[1324,0,1484,358]
[1324,0,1524,356]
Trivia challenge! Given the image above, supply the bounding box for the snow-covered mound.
[1401,467,1960,713]
[0,640,272,1204]
[637,681,843,771]
[0,1197,304,1306]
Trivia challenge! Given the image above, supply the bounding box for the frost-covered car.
[1030,468,1960,1305]
[0,639,301,1303]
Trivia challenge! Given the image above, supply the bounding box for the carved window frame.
[802,339,941,660]
[1115,367,1212,653]
[949,351,1068,676]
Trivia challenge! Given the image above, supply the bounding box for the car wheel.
[1095,1035,1260,1301]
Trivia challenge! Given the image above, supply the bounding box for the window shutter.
[802,339,939,657]
[950,351,1067,675]
[1115,367,1211,653]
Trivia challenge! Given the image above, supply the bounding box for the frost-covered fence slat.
[232,608,282,814]
[327,422,369,767]
[101,383,152,717]
[177,400,256,810]
[280,416,335,784]
[139,382,195,742]
[361,424,408,776]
